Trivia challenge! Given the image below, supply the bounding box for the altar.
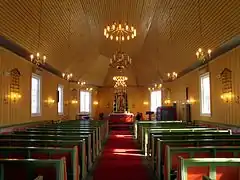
[109,112,134,123]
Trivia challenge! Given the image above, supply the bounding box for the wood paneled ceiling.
[0,0,239,86]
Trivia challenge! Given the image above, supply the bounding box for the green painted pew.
[42,120,109,140]
[0,139,87,179]
[0,158,66,180]
[179,158,240,180]
[166,146,240,180]
[138,123,192,143]
[156,138,240,179]
[149,130,232,164]
[0,146,78,180]
[134,120,183,139]
[26,127,101,152]
[140,126,214,148]
[0,133,93,170]
[141,127,218,152]
[18,129,99,157]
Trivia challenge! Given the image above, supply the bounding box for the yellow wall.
[96,87,150,117]
[0,47,96,127]
[166,47,240,125]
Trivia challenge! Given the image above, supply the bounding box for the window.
[80,91,91,113]
[58,85,64,114]
[200,72,211,116]
[151,91,162,112]
[31,74,41,116]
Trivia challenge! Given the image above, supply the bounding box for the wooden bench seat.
[0,146,78,180]
[140,127,218,151]
[155,138,240,178]
[24,128,101,154]
[165,146,240,180]
[178,157,240,180]
[0,158,67,180]
[150,132,237,165]
[5,133,94,169]
[0,138,87,179]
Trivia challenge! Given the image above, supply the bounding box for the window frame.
[80,90,92,113]
[31,73,41,117]
[58,84,64,115]
[200,72,211,117]
[150,90,162,112]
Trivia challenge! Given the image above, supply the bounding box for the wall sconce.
[5,92,22,103]
[71,100,78,104]
[143,101,149,105]
[186,98,196,104]
[221,92,234,103]
[44,97,55,105]
[93,101,99,105]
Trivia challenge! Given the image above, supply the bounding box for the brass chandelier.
[196,48,211,62]
[109,50,132,70]
[167,72,178,80]
[113,76,128,92]
[30,53,46,66]
[104,22,136,42]
[148,83,162,91]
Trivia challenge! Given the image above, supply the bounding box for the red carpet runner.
[93,130,150,180]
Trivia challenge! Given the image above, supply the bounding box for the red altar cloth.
[109,113,134,123]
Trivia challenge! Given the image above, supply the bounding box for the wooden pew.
[178,157,240,180]
[141,127,220,154]
[134,120,183,139]
[25,128,101,153]
[41,120,109,142]
[149,130,233,165]
[8,133,94,168]
[165,146,240,180]
[0,146,78,180]
[0,138,87,179]
[17,129,99,159]
[0,158,67,180]
[155,138,240,178]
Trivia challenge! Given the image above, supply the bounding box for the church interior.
[0,0,240,179]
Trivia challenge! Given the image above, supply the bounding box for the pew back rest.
[178,157,240,180]
[0,146,79,180]
[165,146,240,180]
[0,158,67,180]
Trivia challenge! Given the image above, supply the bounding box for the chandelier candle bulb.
[104,22,136,42]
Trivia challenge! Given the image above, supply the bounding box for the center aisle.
[93,130,151,180]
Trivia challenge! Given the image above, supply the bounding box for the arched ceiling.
[0,0,239,86]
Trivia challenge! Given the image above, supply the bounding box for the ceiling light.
[104,22,136,42]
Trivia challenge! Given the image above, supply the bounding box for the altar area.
[109,112,134,123]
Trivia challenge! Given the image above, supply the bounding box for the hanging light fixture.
[195,0,211,62]
[104,22,136,42]
[62,73,73,80]
[167,72,178,80]
[196,48,211,62]
[30,0,46,66]
[30,53,46,66]
[78,81,86,86]
[109,50,132,70]
[148,83,162,91]
[113,76,128,92]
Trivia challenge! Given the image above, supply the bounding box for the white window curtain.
[200,72,211,116]
[80,91,91,113]
[151,91,162,112]
[58,85,64,114]
[31,74,41,116]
